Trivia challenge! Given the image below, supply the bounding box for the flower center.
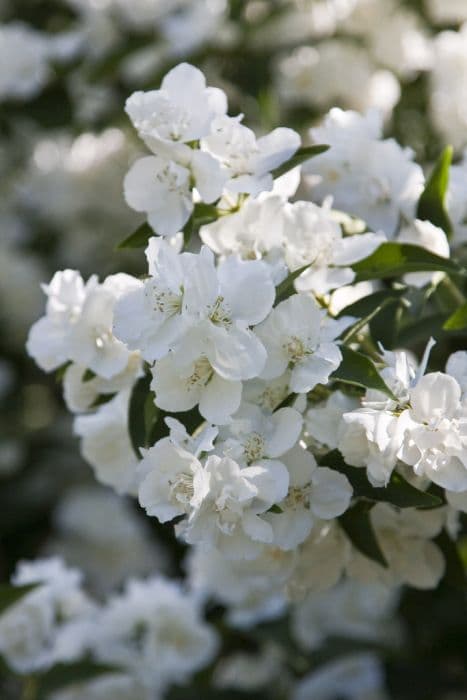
[243,432,265,463]
[146,282,183,316]
[284,335,310,364]
[208,295,232,328]
[186,356,214,390]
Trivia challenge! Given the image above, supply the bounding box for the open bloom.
[265,445,353,549]
[184,454,290,559]
[255,294,350,393]
[202,115,300,195]
[125,62,227,156]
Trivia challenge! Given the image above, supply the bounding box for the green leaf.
[351,242,464,282]
[89,392,117,409]
[321,450,443,509]
[331,346,397,400]
[55,361,71,383]
[443,301,467,331]
[0,583,38,616]
[417,146,453,237]
[128,374,153,457]
[434,530,466,591]
[82,368,96,382]
[337,289,405,320]
[37,660,120,697]
[271,144,329,179]
[339,502,388,567]
[116,221,154,250]
[268,504,283,514]
[275,265,311,305]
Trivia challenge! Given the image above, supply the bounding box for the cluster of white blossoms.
[0,558,217,699]
[19,61,467,699]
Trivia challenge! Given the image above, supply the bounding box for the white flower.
[113,239,200,362]
[293,653,389,700]
[0,558,93,674]
[0,24,50,100]
[26,270,96,372]
[348,504,445,590]
[68,274,140,380]
[446,350,467,395]
[183,454,289,559]
[430,24,467,151]
[307,108,424,234]
[218,402,303,465]
[62,356,142,414]
[123,155,193,238]
[49,675,152,700]
[338,409,413,488]
[202,115,300,195]
[306,391,360,450]
[401,372,467,492]
[282,200,385,295]
[92,576,218,693]
[138,438,203,523]
[291,580,400,652]
[74,390,138,495]
[287,520,349,598]
[200,193,287,268]
[265,445,353,549]
[397,219,450,288]
[255,294,349,393]
[125,63,227,155]
[150,334,242,425]
[27,271,138,380]
[187,544,294,628]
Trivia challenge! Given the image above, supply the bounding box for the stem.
[440,276,466,308]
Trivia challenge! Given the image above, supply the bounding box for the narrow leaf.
[417,146,453,237]
[339,502,388,567]
[321,451,443,509]
[443,301,467,331]
[116,221,154,250]
[331,346,397,400]
[271,144,329,179]
[0,583,38,616]
[352,242,463,282]
[128,374,152,457]
[275,265,311,305]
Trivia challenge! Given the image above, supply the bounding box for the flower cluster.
[25,64,467,628]
[0,558,217,699]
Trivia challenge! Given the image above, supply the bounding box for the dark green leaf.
[351,243,464,282]
[116,221,154,250]
[82,368,96,382]
[331,346,397,400]
[89,392,117,409]
[0,583,38,616]
[128,374,152,457]
[321,450,443,509]
[37,660,120,697]
[443,301,467,331]
[55,361,71,383]
[271,144,329,179]
[417,146,453,237]
[434,530,466,591]
[268,504,283,514]
[337,289,405,320]
[339,501,388,567]
[275,265,311,305]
